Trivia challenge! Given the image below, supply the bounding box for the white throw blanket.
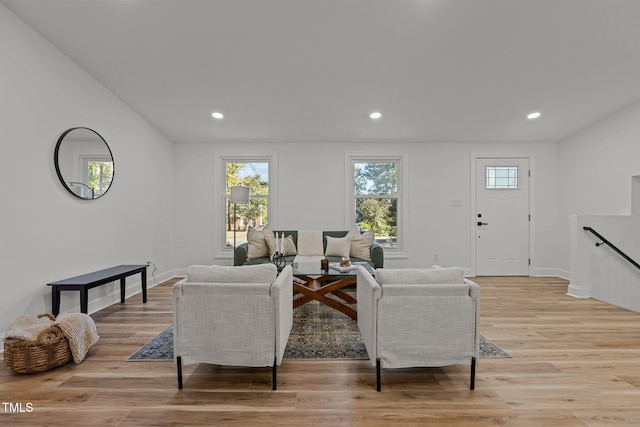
[54,313,100,363]
[5,315,54,341]
[5,313,99,364]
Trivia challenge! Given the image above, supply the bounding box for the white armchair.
[173,263,293,390]
[356,266,480,391]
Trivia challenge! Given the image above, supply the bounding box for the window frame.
[345,153,407,257]
[485,166,519,190]
[216,153,277,256]
[81,155,113,197]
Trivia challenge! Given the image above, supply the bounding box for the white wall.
[0,4,175,334]
[173,140,559,275]
[558,98,640,278]
[569,208,640,310]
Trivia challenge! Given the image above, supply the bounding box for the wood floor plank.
[3,275,640,426]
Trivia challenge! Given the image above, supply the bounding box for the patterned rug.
[128,299,510,361]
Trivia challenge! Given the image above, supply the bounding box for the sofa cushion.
[297,230,324,256]
[246,226,270,260]
[187,264,277,283]
[348,228,374,260]
[325,235,351,258]
[376,267,464,285]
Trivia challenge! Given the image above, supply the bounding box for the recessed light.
[369,111,382,119]
[527,111,541,120]
[211,112,224,119]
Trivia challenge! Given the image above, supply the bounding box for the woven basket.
[3,313,72,374]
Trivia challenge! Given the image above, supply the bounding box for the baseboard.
[533,267,565,277]
[0,269,184,353]
[555,268,571,281]
[567,281,591,298]
[82,268,182,315]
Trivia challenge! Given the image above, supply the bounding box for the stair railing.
[583,226,640,271]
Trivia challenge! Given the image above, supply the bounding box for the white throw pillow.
[325,235,351,258]
[246,226,270,260]
[266,233,298,259]
[347,224,361,238]
[297,230,324,256]
[283,235,297,256]
[350,229,374,260]
[376,267,464,285]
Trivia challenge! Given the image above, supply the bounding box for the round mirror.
[54,127,114,200]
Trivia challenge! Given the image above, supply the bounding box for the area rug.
[128,300,510,361]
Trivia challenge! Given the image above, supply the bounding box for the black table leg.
[51,286,61,317]
[142,268,147,303]
[120,277,126,303]
[80,288,88,314]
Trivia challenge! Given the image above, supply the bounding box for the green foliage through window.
[353,162,398,249]
[87,161,113,197]
[225,162,269,247]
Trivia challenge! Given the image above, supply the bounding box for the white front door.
[475,157,530,276]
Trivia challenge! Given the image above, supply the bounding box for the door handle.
[477,221,488,226]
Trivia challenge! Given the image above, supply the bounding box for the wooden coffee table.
[292,264,374,320]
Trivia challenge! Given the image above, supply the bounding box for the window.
[350,158,401,250]
[224,160,270,249]
[486,166,518,189]
[83,156,113,198]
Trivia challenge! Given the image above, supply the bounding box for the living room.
[3,1,640,424]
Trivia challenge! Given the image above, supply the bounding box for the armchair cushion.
[186,263,277,283]
[376,267,464,285]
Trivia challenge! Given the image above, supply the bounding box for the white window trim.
[345,152,408,258]
[214,152,278,259]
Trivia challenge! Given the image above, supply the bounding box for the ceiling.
[4,0,640,144]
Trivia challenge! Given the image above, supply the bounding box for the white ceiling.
[4,0,640,144]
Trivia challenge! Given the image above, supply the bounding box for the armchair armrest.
[465,278,481,301]
[270,265,293,364]
[234,242,249,266]
[356,266,381,366]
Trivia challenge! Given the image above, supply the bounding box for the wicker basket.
[3,313,72,374]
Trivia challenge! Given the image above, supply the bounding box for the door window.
[485,166,518,189]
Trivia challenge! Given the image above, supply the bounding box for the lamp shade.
[229,186,250,204]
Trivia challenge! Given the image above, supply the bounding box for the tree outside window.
[353,161,398,249]
[225,161,269,248]
[86,158,113,198]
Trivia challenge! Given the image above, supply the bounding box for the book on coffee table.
[329,263,359,273]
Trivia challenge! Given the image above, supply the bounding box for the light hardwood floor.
[2,276,640,426]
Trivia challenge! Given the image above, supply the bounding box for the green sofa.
[234,230,384,269]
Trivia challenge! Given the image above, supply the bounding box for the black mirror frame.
[54,127,114,200]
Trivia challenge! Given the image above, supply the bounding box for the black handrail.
[583,226,640,271]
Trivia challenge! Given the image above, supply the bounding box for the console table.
[47,264,148,316]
